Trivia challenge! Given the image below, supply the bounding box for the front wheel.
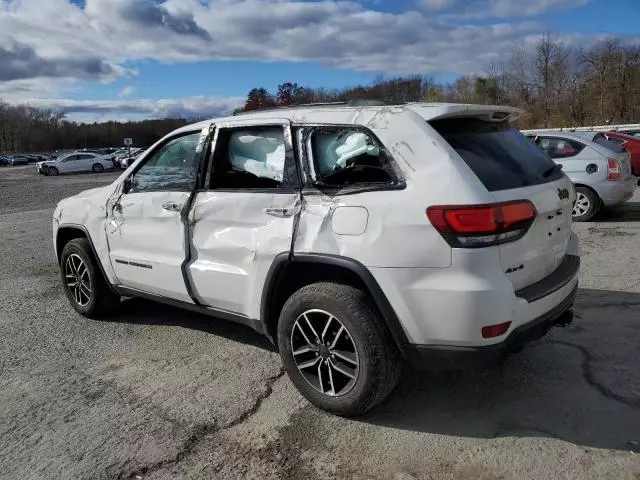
[48,166,59,176]
[92,163,104,173]
[572,186,599,222]
[60,238,120,318]
[277,282,402,416]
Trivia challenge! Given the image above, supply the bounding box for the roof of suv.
[172,102,523,136]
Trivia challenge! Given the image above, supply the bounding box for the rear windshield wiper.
[542,163,563,178]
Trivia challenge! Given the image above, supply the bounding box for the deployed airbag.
[315,131,380,174]
[229,130,285,181]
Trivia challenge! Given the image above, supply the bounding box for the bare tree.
[582,39,620,123]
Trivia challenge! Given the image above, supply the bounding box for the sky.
[0,0,638,122]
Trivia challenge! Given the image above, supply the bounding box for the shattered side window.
[211,127,293,190]
[310,129,394,187]
[229,130,285,182]
[131,133,200,192]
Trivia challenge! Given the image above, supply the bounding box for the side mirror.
[122,177,132,194]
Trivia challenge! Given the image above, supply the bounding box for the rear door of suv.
[186,119,301,318]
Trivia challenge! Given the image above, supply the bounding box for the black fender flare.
[56,224,118,294]
[261,252,410,357]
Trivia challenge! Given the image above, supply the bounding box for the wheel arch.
[573,183,601,205]
[261,253,409,357]
[56,224,116,292]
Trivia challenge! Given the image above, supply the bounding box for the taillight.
[607,158,621,180]
[427,200,537,248]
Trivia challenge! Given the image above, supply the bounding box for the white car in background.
[37,152,114,176]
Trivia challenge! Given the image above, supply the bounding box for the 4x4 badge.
[558,188,569,200]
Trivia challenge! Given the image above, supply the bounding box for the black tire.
[92,163,104,173]
[48,166,59,176]
[572,186,599,222]
[278,282,402,416]
[60,238,120,318]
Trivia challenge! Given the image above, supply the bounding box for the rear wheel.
[92,163,104,173]
[572,186,599,222]
[60,238,119,318]
[48,166,59,176]
[278,282,402,416]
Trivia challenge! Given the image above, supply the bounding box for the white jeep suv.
[53,102,580,416]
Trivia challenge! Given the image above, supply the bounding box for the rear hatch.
[592,133,633,179]
[430,117,573,291]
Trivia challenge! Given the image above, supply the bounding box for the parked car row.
[524,130,637,221]
[0,153,53,166]
[112,148,143,169]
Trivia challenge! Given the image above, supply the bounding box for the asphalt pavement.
[1,165,639,480]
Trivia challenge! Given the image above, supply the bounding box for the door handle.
[264,207,295,217]
[162,202,183,212]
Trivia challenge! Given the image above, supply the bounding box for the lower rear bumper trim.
[404,283,577,370]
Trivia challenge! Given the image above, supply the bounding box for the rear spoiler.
[406,104,522,123]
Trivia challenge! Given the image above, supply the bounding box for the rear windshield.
[430,119,562,191]
[593,133,626,153]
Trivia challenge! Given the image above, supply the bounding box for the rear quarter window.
[430,119,561,192]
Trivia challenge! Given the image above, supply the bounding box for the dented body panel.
[187,190,298,318]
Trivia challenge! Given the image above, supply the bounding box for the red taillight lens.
[481,321,512,338]
[427,201,536,248]
[607,158,621,180]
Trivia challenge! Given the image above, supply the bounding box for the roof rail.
[232,99,399,116]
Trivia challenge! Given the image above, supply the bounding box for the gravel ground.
[1,165,639,480]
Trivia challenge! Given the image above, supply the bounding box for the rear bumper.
[405,283,577,370]
[596,176,636,206]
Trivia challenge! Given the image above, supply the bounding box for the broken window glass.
[131,133,200,192]
[211,127,290,190]
[310,129,393,186]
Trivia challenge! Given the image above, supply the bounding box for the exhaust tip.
[553,309,574,328]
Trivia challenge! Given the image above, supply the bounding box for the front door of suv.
[186,119,300,318]
[106,129,209,302]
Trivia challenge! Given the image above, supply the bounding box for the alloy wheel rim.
[291,309,360,397]
[65,254,91,306]
[573,192,590,217]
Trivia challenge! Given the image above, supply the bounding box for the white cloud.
[0,0,624,119]
[420,0,456,10]
[21,96,244,120]
[449,0,592,19]
[118,85,136,98]
[0,0,594,85]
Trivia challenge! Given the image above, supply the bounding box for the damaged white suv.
[53,102,580,416]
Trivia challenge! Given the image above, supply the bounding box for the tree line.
[0,101,188,154]
[238,36,640,129]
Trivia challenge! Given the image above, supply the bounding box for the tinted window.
[131,133,200,192]
[310,128,394,187]
[210,127,296,190]
[593,134,626,153]
[537,137,585,158]
[430,119,560,191]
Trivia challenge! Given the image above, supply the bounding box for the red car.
[604,131,640,176]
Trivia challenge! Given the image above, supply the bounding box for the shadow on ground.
[595,201,640,223]
[106,297,275,352]
[360,288,640,452]
[99,287,639,452]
